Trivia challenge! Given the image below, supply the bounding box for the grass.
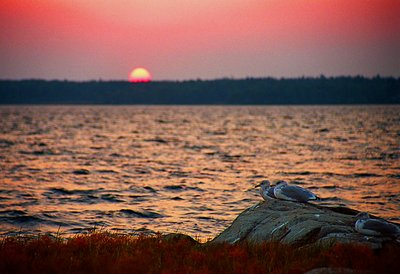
[0,232,399,274]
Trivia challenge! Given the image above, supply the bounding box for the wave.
[119,209,163,218]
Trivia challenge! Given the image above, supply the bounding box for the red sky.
[1,0,399,80]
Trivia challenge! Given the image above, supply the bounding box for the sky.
[1,0,399,81]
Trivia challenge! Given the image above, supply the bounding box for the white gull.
[355,212,400,237]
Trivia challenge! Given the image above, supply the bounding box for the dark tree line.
[0,76,399,104]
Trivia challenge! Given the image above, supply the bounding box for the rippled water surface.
[0,105,399,239]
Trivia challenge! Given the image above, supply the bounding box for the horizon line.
[1,74,399,83]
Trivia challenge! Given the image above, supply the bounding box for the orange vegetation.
[0,232,399,274]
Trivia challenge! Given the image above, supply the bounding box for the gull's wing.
[362,219,400,235]
[280,186,316,202]
[267,186,275,198]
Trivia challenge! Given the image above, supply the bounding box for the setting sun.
[129,68,151,83]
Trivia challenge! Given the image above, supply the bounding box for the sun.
[129,67,151,83]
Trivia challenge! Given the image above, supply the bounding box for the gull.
[273,181,318,202]
[355,212,400,237]
[259,180,276,200]
[259,180,287,201]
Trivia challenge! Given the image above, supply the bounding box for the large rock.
[212,199,398,249]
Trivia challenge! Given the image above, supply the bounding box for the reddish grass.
[0,232,399,274]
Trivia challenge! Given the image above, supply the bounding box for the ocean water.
[0,105,399,239]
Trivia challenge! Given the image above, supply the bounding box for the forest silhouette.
[0,76,399,104]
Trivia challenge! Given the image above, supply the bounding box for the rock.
[305,267,371,274]
[161,233,198,245]
[212,199,398,249]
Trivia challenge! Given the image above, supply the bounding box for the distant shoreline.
[1,77,399,105]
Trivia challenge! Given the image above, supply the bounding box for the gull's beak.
[254,183,261,188]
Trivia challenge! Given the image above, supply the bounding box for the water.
[0,105,399,239]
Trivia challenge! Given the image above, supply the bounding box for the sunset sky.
[1,0,399,81]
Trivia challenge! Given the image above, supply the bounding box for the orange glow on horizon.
[129,68,152,83]
[1,0,399,80]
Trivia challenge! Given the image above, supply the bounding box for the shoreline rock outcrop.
[212,199,399,249]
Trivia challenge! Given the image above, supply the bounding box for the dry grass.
[0,232,399,274]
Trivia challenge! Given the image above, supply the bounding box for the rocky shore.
[212,199,399,249]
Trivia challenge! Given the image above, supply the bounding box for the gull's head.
[259,180,271,191]
[356,212,370,220]
[275,180,288,188]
